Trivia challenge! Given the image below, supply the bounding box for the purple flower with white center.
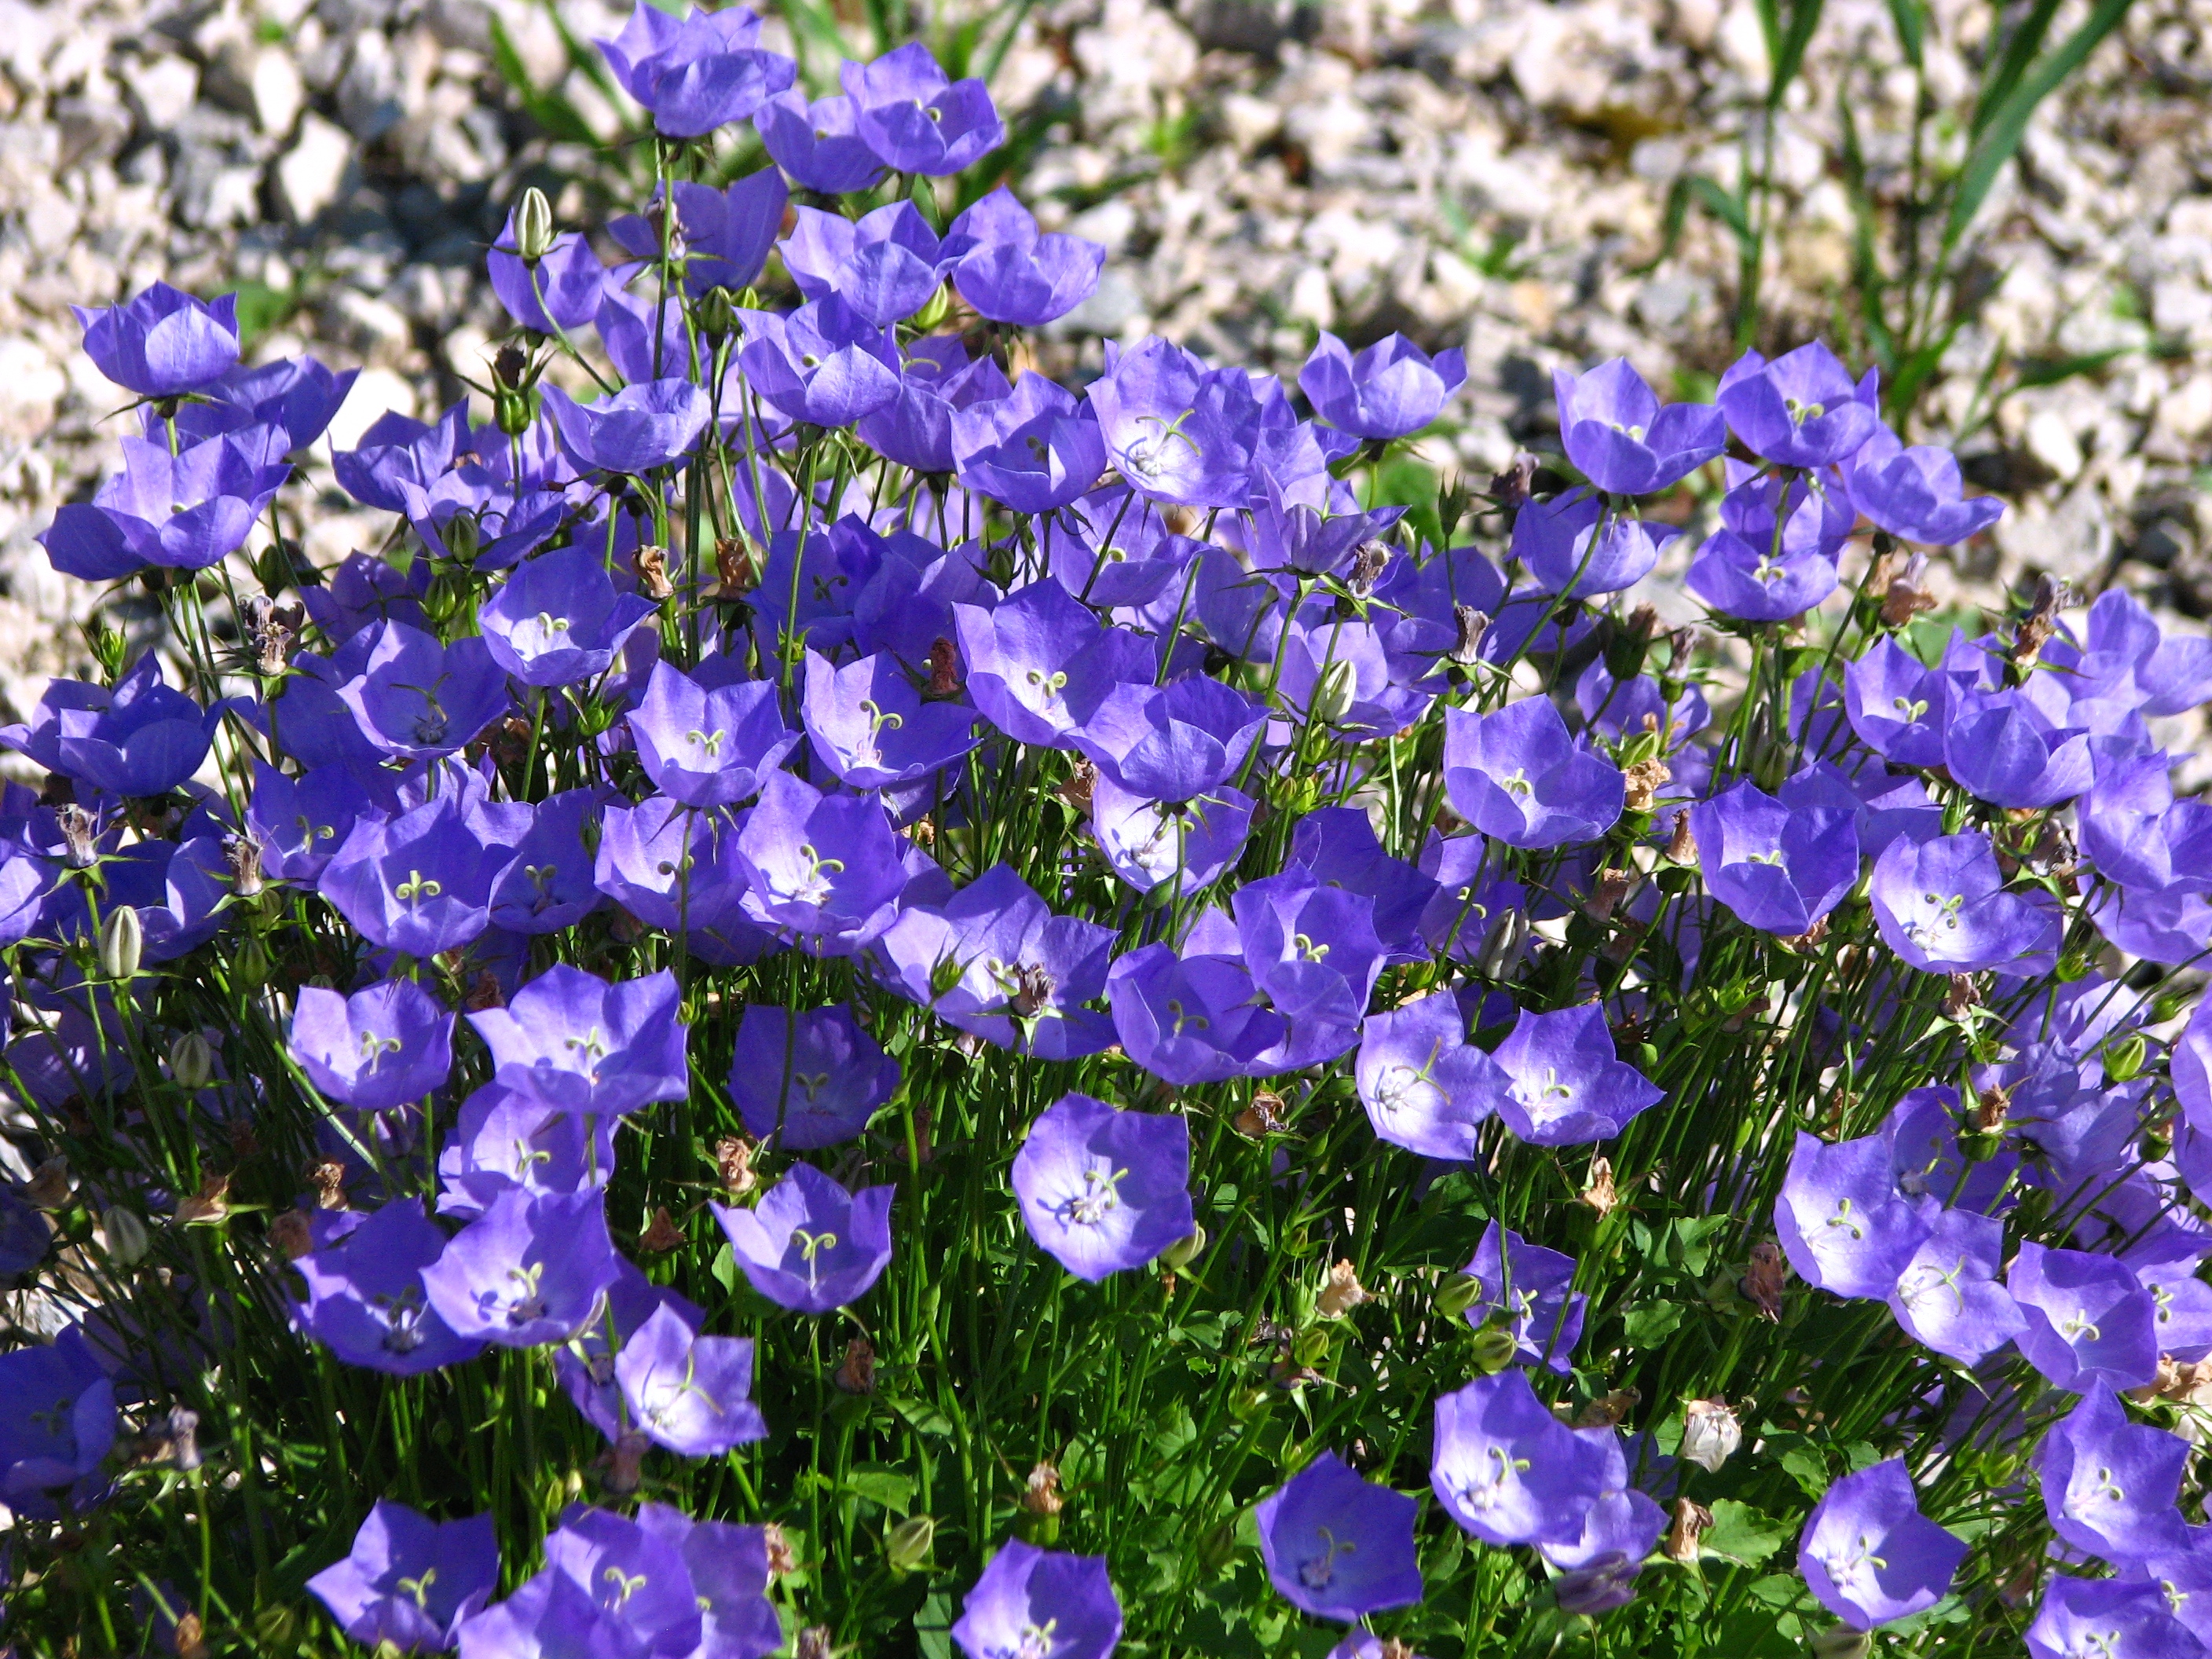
[1354,990,1506,1160]
[803,650,980,789]
[1887,1208,2024,1364]
[1490,1003,1662,1146]
[727,1003,899,1148]
[40,427,291,580]
[1430,1368,1611,1547]
[1943,685,2094,808]
[610,171,788,298]
[308,1503,498,1653]
[1106,940,1286,1086]
[542,379,710,476]
[1071,676,1266,804]
[486,210,606,335]
[2011,1242,2162,1392]
[1842,424,2004,545]
[1300,331,1467,440]
[290,980,454,1115]
[1092,780,1256,897]
[1554,358,1725,495]
[1775,1130,1933,1301]
[1510,489,1678,599]
[954,582,1155,749]
[592,797,762,958]
[422,1188,619,1348]
[73,281,239,397]
[736,296,903,427]
[551,1262,699,1439]
[2037,1388,2192,1566]
[1255,1451,1422,1621]
[1089,337,1262,509]
[436,1081,614,1218]
[871,863,1116,1060]
[629,658,800,808]
[1716,342,1881,467]
[1461,1221,1587,1373]
[1441,700,1624,849]
[321,793,514,958]
[614,1303,767,1457]
[2135,1251,2212,1364]
[332,622,509,762]
[246,760,385,887]
[859,336,1012,475]
[712,1163,895,1314]
[292,1201,487,1376]
[1287,807,1439,959]
[1011,1092,1193,1284]
[4,654,214,798]
[784,201,950,328]
[538,1505,705,1657]
[2026,1578,2201,1659]
[1841,635,1957,768]
[734,770,910,955]
[840,42,1004,175]
[952,373,1108,513]
[1234,869,1385,1068]
[951,1540,1122,1659]
[1870,831,2063,976]
[756,87,883,191]
[947,187,1106,326]
[487,789,604,936]
[479,547,658,689]
[1689,777,1860,937]
[468,965,686,1117]
[595,1,795,136]
[1798,1460,1965,1630]
[1686,476,1845,622]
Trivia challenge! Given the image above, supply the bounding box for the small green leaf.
[1705,1500,1790,1568]
[1622,1301,1686,1346]
[845,1464,917,1514]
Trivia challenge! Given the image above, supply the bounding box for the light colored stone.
[252,47,306,134]
[2023,408,2087,482]
[275,113,350,224]
[128,54,201,129]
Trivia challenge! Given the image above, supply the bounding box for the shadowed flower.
[1011,1092,1193,1283]
[1255,1451,1423,1621]
[308,1502,498,1653]
[544,379,711,475]
[952,374,1108,514]
[1442,700,1624,849]
[1462,1221,1588,1374]
[1511,489,1678,599]
[948,187,1104,327]
[333,621,511,763]
[293,1201,487,1376]
[2025,1577,2200,1659]
[951,1540,1122,1659]
[756,88,884,192]
[727,1003,899,1148]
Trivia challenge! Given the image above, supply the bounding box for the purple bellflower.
[803,650,980,789]
[737,296,903,427]
[1441,699,1624,849]
[420,1189,621,1348]
[2011,1241,2162,1393]
[615,1303,768,1457]
[1092,782,1258,898]
[537,1506,705,1657]
[1943,684,2094,809]
[948,187,1106,327]
[1716,342,1881,467]
[489,788,606,936]
[467,965,687,1117]
[1107,924,1284,1086]
[2036,1388,2191,1566]
[1072,676,1267,803]
[952,372,1108,513]
[486,210,606,335]
[785,200,950,328]
[308,1503,499,1653]
[1689,777,1860,937]
[757,89,884,192]
[74,281,240,397]
[1492,1003,1662,1147]
[320,793,515,958]
[246,760,384,887]
[1233,870,1386,1070]
[1461,1221,1588,1373]
[1554,357,1725,494]
[2049,588,2212,718]
[1089,337,1262,509]
[1287,807,1440,960]
[953,581,1154,749]
[1511,488,1678,599]
[637,1507,782,1659]
[1870,831,2063,976]
[840,42,1005,175]
[859,336,1013,474]
[1775,1130,1933,1301]
[1430,1368,1611,1547]
[543,379,711,475]
[167,353,357,452]
[333,621,510,762]
[2026,1578,2200,1659]
[1300,331,1467,440]
[436,1080,616,1218]
[41,427,290,579]
[609,170,787,298]
[1887,1208,2024,1364]
[5,654,214,799]
[1798,1460,1965,1631]
[595,1,796,136]
[1354,989,1506,1161]
[727,1003,899,1148]
[1841,635,1959,768]
[454,1564,639,1659]
[289,980,455,1115]
[0,1328,115,1518]
[734,769,912,954]
[629,658,800,808]
[1842,424,2004,546]
[1534,1430,1666,1602]
[951,1541,1122,1659]
[1686,471,1848,621]
[1011,1092,1194,1283]
[1255,1451,1423,1621]
[479,546,659,689]
[712,1163,895,1314]
[292,1200,487,1376]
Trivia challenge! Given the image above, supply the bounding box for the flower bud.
[1468,1319,1520,1375]
[494,386,534,438]
[2104,1033,2148,1085]
[1292,1326,1334,1368]
[169,1031,214,1090]
[1808,1630,1873,1659]
[101,1206,149,1265]
[515,187,555,266]
[1434,1273,1484,1320]
[1195,1518,1238,1576]
[233,933,271,991]
[1310,659,1357,725]
[696,286,738,341]
[440,513,482,566]
[166,1405,202,1473]
[98,904,142,981]
[884,1514,935,1574]
[1160,1226,1207,1272]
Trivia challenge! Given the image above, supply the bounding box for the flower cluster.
[3,7,2210,1656]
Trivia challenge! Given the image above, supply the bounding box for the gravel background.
[2,0,2207,744]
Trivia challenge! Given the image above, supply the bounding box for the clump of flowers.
[2,9,2209,1656]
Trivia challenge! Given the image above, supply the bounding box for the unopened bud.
[1680,1397,1742,1472]
[98,904,143,980]
[101,1206,148,1265]
[515,187,555,266]
[1468,1319,1520,1374]
[233,932,272,991]
[884,1514,936,1574]
[1434,1273,1484,1320]
[697,286,738,341]
[168,1031,214,1090]
[441,511,482,565]
[494,387,534,438]
[1160,1226,1207,1272]
[2105,1032,2148,1085]
[1195,1518,1238,1575]
[1809,1630,1873,1659]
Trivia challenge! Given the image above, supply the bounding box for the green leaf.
[1704,1500,1790,1568]
[1622,1301,1686,1346]
[1782,1442,1831,1496]
[1670,1215,1733,1276]
[845,1464,917,1514]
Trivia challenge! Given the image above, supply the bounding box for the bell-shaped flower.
[4,653,214,798]
[2046,588,2212,719]
[309,1502,498,1652]
[468,965,687,1116]
[1491,1003,1661,1147]
[803,650,979,789]
[2036,1388,2192,1565]
[840,42,1004,175]
[2026,1578,2200,1659]
[2077,747,2212,894]
[1277,613,1431,738]
[630,658,799,808]
[736,295,903,427]
[1442,699,1624,849]
[332,404,471,515]
[1798,1460,1965,1630]
[1288,807,1438,960]
[1256,1451,1423,1621]
[480,547,658,689]
[594,0,795,136]
[1775,1130,1933,1301]
[859,335,1011,474]
[246,760,386,887]
[1461,1221,1586,1373]
[1430,1368,1611,1547]
[947,187,1105,326]
[734,770,910,954]
[42,427,291,579]
[290,979,454,1114]
[322,793,515,957]
[1073,676,1266,803]
[1511,489,1676,599]
[757,89,885,192]
[1535,1430,1665,1599]
[1870,831,2062,976]
[728,1003,899,1148]
[1841,635,1958,768]
[436,1080,616,1218]
[454,1565,641,1658]
[1554,358,1724,494]
[543,379,709,476]
[537,1505,706,1657]
[952,373,1108,513]
[610,170,787,298]
[164,354,357,453]
[1300,330,1466,440]
[1011,1092,1193,1283]
[593,797,767,962]
[1089,336,1262,509]
[2011,1241,2162,1392]
[954,581,1154,749]
[615,1303,767,1457]
[486,208,606,335]
[292,1201,488,1376]
[0,1328,116,1519]
[1943,684,2094,808]
[73,281,239,397]
[1355,990,1506,1160]
[951,1540,1121,1659]
[1887,1208,2024,1364]
[1686,471,1847,621]
[1233,869,1384,1069]
[1093,780,1256,898]
[421,1188,621,1348]
[1106,938,1286,1085]
[1690,777,1860,937]
[712,1162,895,1314]
[333,622,510,762]
[1842,424,2004,545]
[488,788,606,936]
[1716,342,1881,467]
[784,201,950,328]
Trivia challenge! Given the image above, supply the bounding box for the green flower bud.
[2104,1033,2148,1085]
[98,904,142,982]
[1469,1318,1520,1374]
[515,187,555,266]
[1808,1628,1872,1659]
[233,933,272,991]
[2055,951,2093,983]
[1160,1226,1207,1271]
[495,387,534,438]
[1292,1327,1332,1368]
[697,287,738,341]
[910,283,954,333]
[1434,1273,1484,1320]
[1195,1518,1238,1576]
[1015,1507,1062,1546]
[441,512,481,566]
[884,1514,935,1574]
[169,1031,214,1090]
[101,1207,149,1266]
